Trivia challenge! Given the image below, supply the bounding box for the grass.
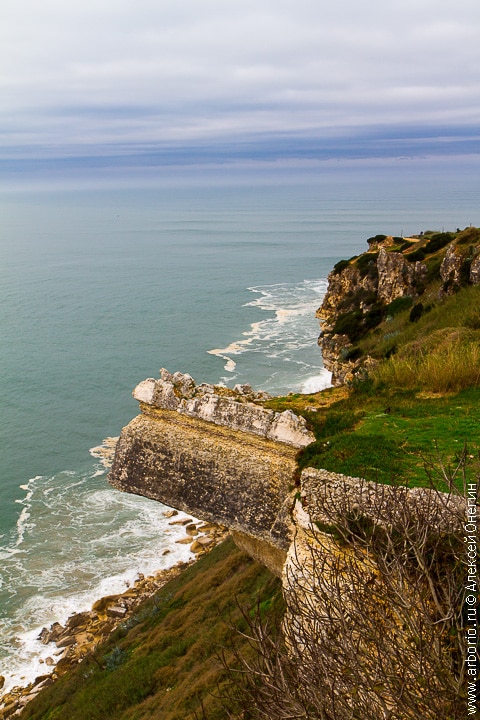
[20,538,281,720]
[374,337,480,393]
[266,385,480,488]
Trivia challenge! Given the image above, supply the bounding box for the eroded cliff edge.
[317,226,480,385]
[109,369,315,574]
[109,228,478,577]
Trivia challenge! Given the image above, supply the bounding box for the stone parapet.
[132,370,315,449]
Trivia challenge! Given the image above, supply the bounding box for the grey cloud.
[1,0,479,162]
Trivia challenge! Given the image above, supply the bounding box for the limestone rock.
[470,253,480,284]
[109,409,298,550]
[106,605,127,619]
[377,248,426,302]
[38,623,65,645]
[316,238,429,384]
[171,371,196,398]
[267,409,314,447]
[132,371,314,449]
[92,595,121,613]
[65,611,94,632]
[132,378,156,404]
[190,536,214,553]
[440,243,464,291]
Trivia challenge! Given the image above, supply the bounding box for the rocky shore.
[0,516,227,719]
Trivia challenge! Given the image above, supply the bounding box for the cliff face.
[109,370,315,574]
[317,228,480,384]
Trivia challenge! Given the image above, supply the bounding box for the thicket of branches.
[210,450,475,720]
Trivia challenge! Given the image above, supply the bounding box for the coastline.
[0,517,228,717]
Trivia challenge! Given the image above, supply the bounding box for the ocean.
[1,161,479,691]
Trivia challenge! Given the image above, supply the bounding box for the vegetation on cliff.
[266,226,480,489]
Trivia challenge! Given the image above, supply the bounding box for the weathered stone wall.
[110,408,298,553]
[109,372,313,561]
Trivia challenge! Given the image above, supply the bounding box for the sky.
[1,0,479,185]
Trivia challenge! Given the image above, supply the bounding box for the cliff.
[109,369,315,575]
[14,227,475,719]
[317,226,480,384]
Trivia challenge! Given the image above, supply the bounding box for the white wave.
[207,278,328,394]
[300,369,333,394]
[0,466,197,694]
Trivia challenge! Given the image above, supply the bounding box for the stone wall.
[109,372,314,570]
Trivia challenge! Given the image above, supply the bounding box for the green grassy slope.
[20,539,281,720]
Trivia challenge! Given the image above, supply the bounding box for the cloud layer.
[1,0,479,171]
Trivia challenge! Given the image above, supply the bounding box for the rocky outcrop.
[316,240,428,385]
[376,248,427,302]
[109,372,315,569]
[133,369,313,448]
[316,228,480,385]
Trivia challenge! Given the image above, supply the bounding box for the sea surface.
[0,164,479,691]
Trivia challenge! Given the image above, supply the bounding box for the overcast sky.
[1,0,479,180]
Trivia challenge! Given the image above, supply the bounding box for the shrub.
[363,304,385,331]
[386,296,413,316]
[344,346,363,362]
[355,252,379,279]
[332,309,364,342]
[424,232,453,254]
[409,303,424,323]
[459,257,472,286]
[406,248,426,262]
[332,258,350,275]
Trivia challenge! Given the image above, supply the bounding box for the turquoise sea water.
[0,165,479,690]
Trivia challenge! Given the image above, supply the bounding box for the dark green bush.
[424,232,453,254]
[409,303,424,323]
[355,252,379,279]
[332,310,364,342]
[386,296,413,316]
[332,259,350,275]
[344,346,363,362]
[406,249,426,262]
[363,304,385,331]
[460,257,472,286]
